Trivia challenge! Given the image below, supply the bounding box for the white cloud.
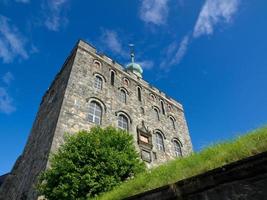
[2,72,14,85]
[193,0,240,38]
[100,29,128,58]
[169,35,189,65]
[44,0,69,31]
[0,87,16,114]
[139,60,154,70]
[160,34,190,70]
[140,0,170,25]
[0,15,28,63]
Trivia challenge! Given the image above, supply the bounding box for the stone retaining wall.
[125,151,267,200]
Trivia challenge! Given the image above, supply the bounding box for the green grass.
[94,126,267,200]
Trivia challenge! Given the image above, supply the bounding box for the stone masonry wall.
[0,46,77,200]
[51,40,192,167]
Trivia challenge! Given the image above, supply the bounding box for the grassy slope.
[95,126,267,200]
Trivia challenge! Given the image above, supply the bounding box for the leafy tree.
[37,127,145,200]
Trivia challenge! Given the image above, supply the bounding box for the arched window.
[119,89,127,103]
[150,94,155,101]
[110,71,115,86]
[137,87,142,102]
[155,132,164,151]
[94,75,103,91]
[173,140,182,157]
[93,60,101,68]
[118,114,128,131]
[160,100,165,115]
[88,101,102,125]
[153,108,160,121]
[170,117,175,129]
[123,78,129,86]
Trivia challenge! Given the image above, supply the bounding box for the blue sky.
[0,0,267,175]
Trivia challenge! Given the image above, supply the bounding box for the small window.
[153,108,160,121]
[94,76,103,91]
[123,78,129,86]
[137,87,142,102]
[118,114,128,131]
[141,150,151,162]
[93,60,101,68]
[155,132,164,152]
[173,140,182,157]
[110,71,115,86]
[88,101,102,125]
[119,89,127,103]
[170,117,175,129]
[160,100,165,115]
[150,94,155,101]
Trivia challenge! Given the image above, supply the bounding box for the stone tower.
[0,40,193,200]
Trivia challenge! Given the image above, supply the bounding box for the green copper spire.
[126,44,143,78]
[130,44,135,63]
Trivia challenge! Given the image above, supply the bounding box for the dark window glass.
[138,87,142,102]
[111,71,115,86]
[161,101,165,115]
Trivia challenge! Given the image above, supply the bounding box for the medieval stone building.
[0,40,192,200]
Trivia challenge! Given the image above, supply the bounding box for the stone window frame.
[88,101,102,125]
[168,115,176,130]
[93,73,106,91]
[118,87,129,104]
[86,97,107,112]
[141,149,152,163]
[150,93,156,101]
[154,130,166,152]
[86,97,107,125]
[115,110,132,132]
[137,125,153,150]
[172,138,183,157]
[152,106,160,121]
[110,69,116,86]
[122,77,130,87]
[93,59,102,68]
[118,114,128,131]
[137,86,142,102]
[160,100,165,115]
[119,89,127,104]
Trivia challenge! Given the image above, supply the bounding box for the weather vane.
[128,43,135,63]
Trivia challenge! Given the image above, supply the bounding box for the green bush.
[37,127,145,200]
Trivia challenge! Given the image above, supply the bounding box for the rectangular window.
[141,150,151,162]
